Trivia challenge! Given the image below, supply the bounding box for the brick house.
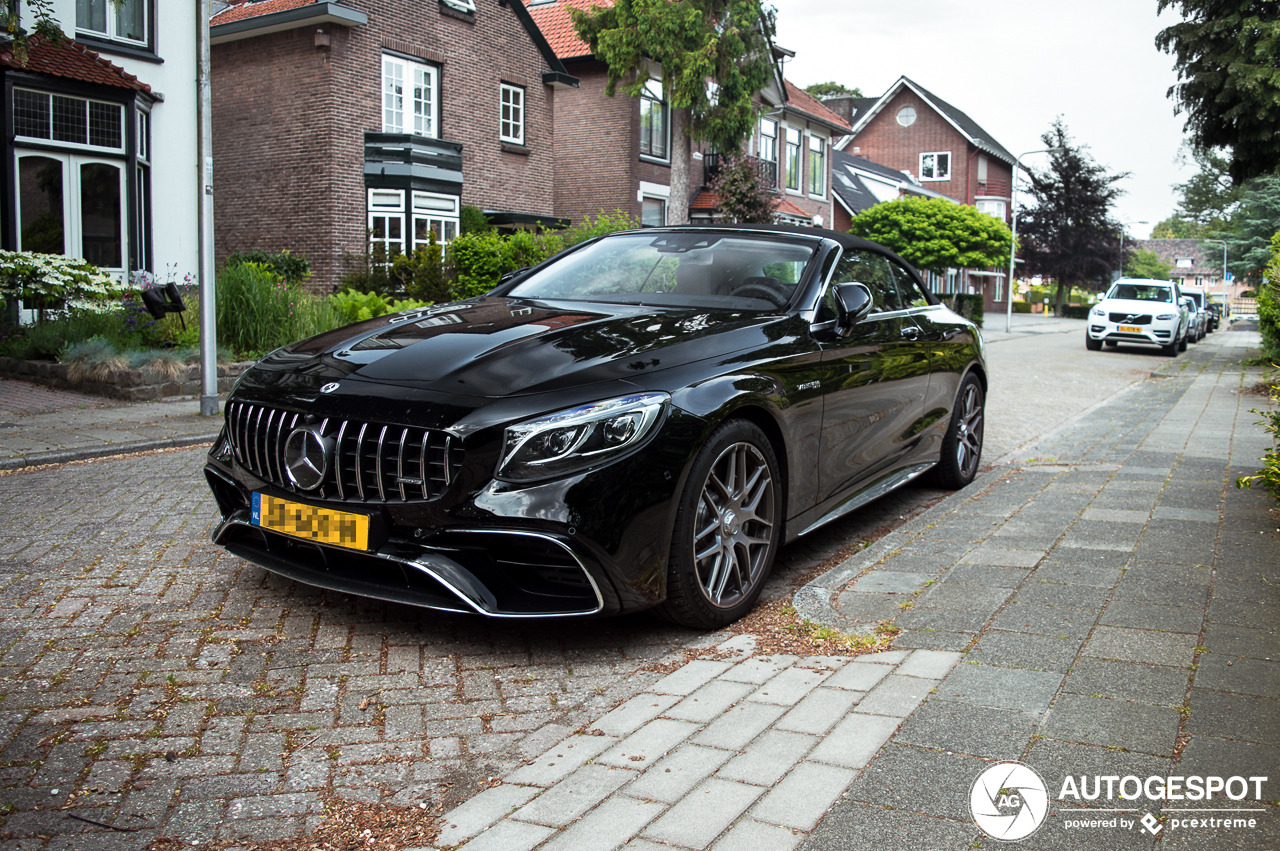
[1132,238,1243,310]
[526,0,847,228]
[1,1,200,289]
[826,76,1016,307]
[210,0,578,291]
[828,148,956,232]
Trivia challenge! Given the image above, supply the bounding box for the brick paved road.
[0,322,1205,847]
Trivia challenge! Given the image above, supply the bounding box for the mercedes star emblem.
[283,426,332,490]
[320,382,340,394]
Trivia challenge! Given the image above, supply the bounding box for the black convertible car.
[204,224,987,628]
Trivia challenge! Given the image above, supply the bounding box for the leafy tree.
[804,82,863,99]
[1017,120,1128,315]
[0,1,66,64]
[847,196,1012,276]
[708,155,777,223]
[1152,215,1207,238]
[572,0,776,225]
[1173,143,1245,225]
[1156,1,1280,184]
[1224,174,1280,285]
[1125,248,1173,279]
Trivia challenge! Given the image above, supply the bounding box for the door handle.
[900,326,921,340]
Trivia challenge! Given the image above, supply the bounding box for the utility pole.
[197,0,218,416]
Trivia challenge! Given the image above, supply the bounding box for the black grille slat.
[1109,313,1152,325]
[224,402,460,505]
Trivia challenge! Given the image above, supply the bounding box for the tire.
[1164,340,1179,356]
[1179,332,1188,352]
[932,372,984,490]
[658,420,781,629]
[1085,334,1102,351]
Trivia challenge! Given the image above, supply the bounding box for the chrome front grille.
[226,401,461,503]
[1109,313,1152,325]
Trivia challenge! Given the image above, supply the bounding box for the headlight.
[1091,307,1105,317]
[1156,314,1175,320]
[496,392,669,483]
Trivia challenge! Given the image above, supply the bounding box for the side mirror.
[832,282,874,331]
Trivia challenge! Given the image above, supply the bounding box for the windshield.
[506,232,819,311]
[1108,283,1174,303]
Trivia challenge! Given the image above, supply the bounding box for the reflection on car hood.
[247,296,785,398]
[1099,299,1180,316]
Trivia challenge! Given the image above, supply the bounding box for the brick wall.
[212,0,560,292]
[847,91,971,204]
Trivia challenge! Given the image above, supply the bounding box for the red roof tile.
[784,80,851,133]
[212,0,318,25]
[526,0,609,60]
[773,196,812,219]
[0,36,151,94]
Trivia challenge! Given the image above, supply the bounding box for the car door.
[813,249,932,502]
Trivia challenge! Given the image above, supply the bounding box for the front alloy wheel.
[660,420,780,628]
[933,372,984,489]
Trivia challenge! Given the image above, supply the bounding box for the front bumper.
[1086,318,1177,347]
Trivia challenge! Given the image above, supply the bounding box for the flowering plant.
[0,251,126,314]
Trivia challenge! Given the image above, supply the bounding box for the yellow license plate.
[252,493,369,550]
[1118,325,1141,333]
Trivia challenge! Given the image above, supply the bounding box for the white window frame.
[411,191,460,252]
[919,151,951,181]
[382,54,439,138]
[807,134,826,198]
[639,79,669,162]
[784,126,802,193]
[16,151,127,272]
[76,0,149,47]
[368,189,406,261]
[12,89,125,153]
[500,83,525,145]
[641,196,666,227]
[976,200,1006,220]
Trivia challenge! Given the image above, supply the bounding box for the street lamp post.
[1005,147,1064,334]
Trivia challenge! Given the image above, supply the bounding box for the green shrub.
[0,308,142,360]
[0,251,125,314]
[328,289,432,324]
[225,249,311,284]
[460,205,491,234]
[1236,382,1280,502]
[1061,305,1091,320]
[1256,233,1280,361]
[215,262,341,355]
[1012,301,1033,314]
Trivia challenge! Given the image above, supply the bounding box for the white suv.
[1086,278,1188,356]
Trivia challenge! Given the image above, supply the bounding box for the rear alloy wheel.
[933,372,985,489]
[659,420,780,629]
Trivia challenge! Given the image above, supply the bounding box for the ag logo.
[970,762,1049,841]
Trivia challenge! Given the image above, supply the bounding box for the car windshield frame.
[502,231,822,312]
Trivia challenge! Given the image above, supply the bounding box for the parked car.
[1086,278,1188,355]
[1181,285,1211,338]
[1205,304,1222,331]
[203,224,988,628]
[1182,296,1205,343]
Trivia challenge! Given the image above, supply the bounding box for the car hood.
[239,296,787,400]
[1099,299,1181,317]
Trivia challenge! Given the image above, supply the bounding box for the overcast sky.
[773,0,1195,239]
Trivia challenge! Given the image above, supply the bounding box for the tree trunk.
[669,106,691,225]
[1055,280,1070,316]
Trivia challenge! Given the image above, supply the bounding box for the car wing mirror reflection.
[832,282,874,332]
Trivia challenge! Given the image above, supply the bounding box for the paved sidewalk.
[0,378,222,469]
[410,328,1279,851]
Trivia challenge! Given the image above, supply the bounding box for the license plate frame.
[251,493,370,551]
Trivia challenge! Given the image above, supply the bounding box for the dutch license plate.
[252,493,369,551]
[1118,325,1141,333]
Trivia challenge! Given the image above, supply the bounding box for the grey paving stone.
[1033,562,1124,588]
[854,674,935,718]
[641,777,765,848]
[847,745,988,821]
[894,649,963,679]
[892,629,975,651]
[649,660,733,696]
[750,761,858,830]
[693,700,787,750]
[590,693,681,737]
[832,591,903,625]
[454,818,556,851]
[504,734,616,787]
[1176,734,1280,783]
[962,544,1045,567]
[807,712,900,769]
[717,655,798,685]
[1084,626,1198,668]
[437,784,541,847]
[966,631,1082,673]
[1044,547,1133,569]
[799,801,977,850]
[916,582,1013,610]
[894,699,1036,760]
[717,729,818,786]
[1043,694,1181,756]
[597,718,700,768]
[536,794,663,851]
[1203,623,1280,661]
[1062,658,1190,707]
[942,563,1030,587]
[894,605,993,633]
[1014,582,1112,610]
[747,664,835,706]
[775,687,861,735]
[935,663,1064,714]
[1153,506,1220,522]
[623,743,733,804]
[510,763,636,826]
[989,602,1097,638]
[1099,601,1204,634]
[709,818,802,851]
[1186,690,1280,746]
[1025,738,1170,804]
[1112,577,1210,609]
[1083,508,1150,523]
[664,679,754,723]
[1208,599,1280,634]
[848,571,933,594]
[1124,560,1212,585]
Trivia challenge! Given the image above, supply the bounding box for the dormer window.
[1176,257,1193,268]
